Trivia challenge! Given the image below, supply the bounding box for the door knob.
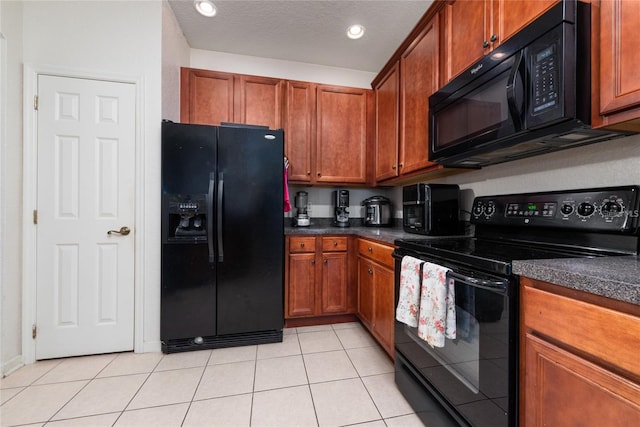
[108,226,131,236]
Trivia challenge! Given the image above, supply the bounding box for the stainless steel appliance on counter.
[161,121,284,353]
[393,186,640,427]
[293,191,310,227]
[429,1,633,168]
[332,189,350,227]
[403,183,460,235]
[362,195,393,227]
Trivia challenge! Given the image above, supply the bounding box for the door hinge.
[34,95,38,111]
[33,209,38,224]
[32,325,37,339]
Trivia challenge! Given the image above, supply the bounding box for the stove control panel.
[471,186,640,231]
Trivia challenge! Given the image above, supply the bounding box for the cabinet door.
[235,75,284,129]
[600,0,640,119]
[316,85,369,184]
[372,264,394,355]
[358,257,374,327]
[442,0,487,82]
[180,68,234,125]
[321,252,349,314]
[494,0,558,48]
[287,253,316,317]
[524,333,640,426]
[374,63,400,182]
[400,17,440,174]
[285,81,316,182]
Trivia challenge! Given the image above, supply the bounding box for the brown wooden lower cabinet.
[521,277,640,426]
[285,235,356,324]
[357,238,395,358]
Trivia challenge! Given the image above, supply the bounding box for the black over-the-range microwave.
[429,0,634,168]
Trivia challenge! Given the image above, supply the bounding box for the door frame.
[22,64,146,364]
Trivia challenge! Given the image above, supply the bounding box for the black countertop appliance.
[161,121,284,353]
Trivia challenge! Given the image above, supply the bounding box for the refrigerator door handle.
[207,173,215,264]
[217,172,224,262]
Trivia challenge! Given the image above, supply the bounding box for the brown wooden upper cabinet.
[316,85,370,184]
[598,0,640,130]
[374,14,441,183]
[285,82,372,185]
[180,67,284,129]
[442,0,558,82]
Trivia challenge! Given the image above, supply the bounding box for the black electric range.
[393,186,640,427]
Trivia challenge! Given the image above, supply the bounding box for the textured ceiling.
[168,0,434,73]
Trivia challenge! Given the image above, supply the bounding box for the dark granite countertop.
[284,218,468,245]
[513,256,640,306]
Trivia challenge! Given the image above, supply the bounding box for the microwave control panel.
[531,43,559,114]
[471,186,640,232]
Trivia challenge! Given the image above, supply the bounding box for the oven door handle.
[447,271,509,292]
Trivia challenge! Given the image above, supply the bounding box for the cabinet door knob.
[482,40,490,48]
[317,172,321,177]
[311,259,315,265]
[323,259,328,264]
[306,171,311,175]
[399,162,403,168]
[490,34,498,43]
[368,268,373,275]
[392,165,396,170]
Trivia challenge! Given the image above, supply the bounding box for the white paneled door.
[35,75,135,359]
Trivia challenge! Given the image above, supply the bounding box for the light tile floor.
[0,322,427,427]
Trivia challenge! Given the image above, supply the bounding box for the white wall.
[0,0,164,372]
[162,0,190,122]
[190,49,376,89]
[1,0,24,376]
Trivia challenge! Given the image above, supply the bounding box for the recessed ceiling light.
[194,0,217,17]
[346,24,365,40]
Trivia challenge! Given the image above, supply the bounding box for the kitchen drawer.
[358,238,394,268]
[322,236,348,252]
[289,236,316,253]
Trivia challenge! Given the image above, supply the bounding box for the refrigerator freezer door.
[215,126,284,335]
[161,122,217,344]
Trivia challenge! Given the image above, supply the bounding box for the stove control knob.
[577,202,596,218]
[484,202,496,217]
[472,203,485,216]
[600,200,624,218]
[560,204,574,216]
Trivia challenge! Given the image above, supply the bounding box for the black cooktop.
[396,186,640,276]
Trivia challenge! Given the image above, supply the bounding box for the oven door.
[394,260,518,427]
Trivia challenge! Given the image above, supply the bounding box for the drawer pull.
[333,241,338,247]
[368,268,373,275]
[300,243,305,248]
[368,247,373,252]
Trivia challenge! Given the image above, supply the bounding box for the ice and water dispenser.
[163,194,208,242]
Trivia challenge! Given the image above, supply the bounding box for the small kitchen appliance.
[332,190,350,227]
[293,191,310,227]
[402,183,460,235]
[429,1,633,168]
[362,195,393,227]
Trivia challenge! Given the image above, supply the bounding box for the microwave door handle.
[506,51,525,131]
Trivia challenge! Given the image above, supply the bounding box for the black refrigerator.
[161,121,284,353]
